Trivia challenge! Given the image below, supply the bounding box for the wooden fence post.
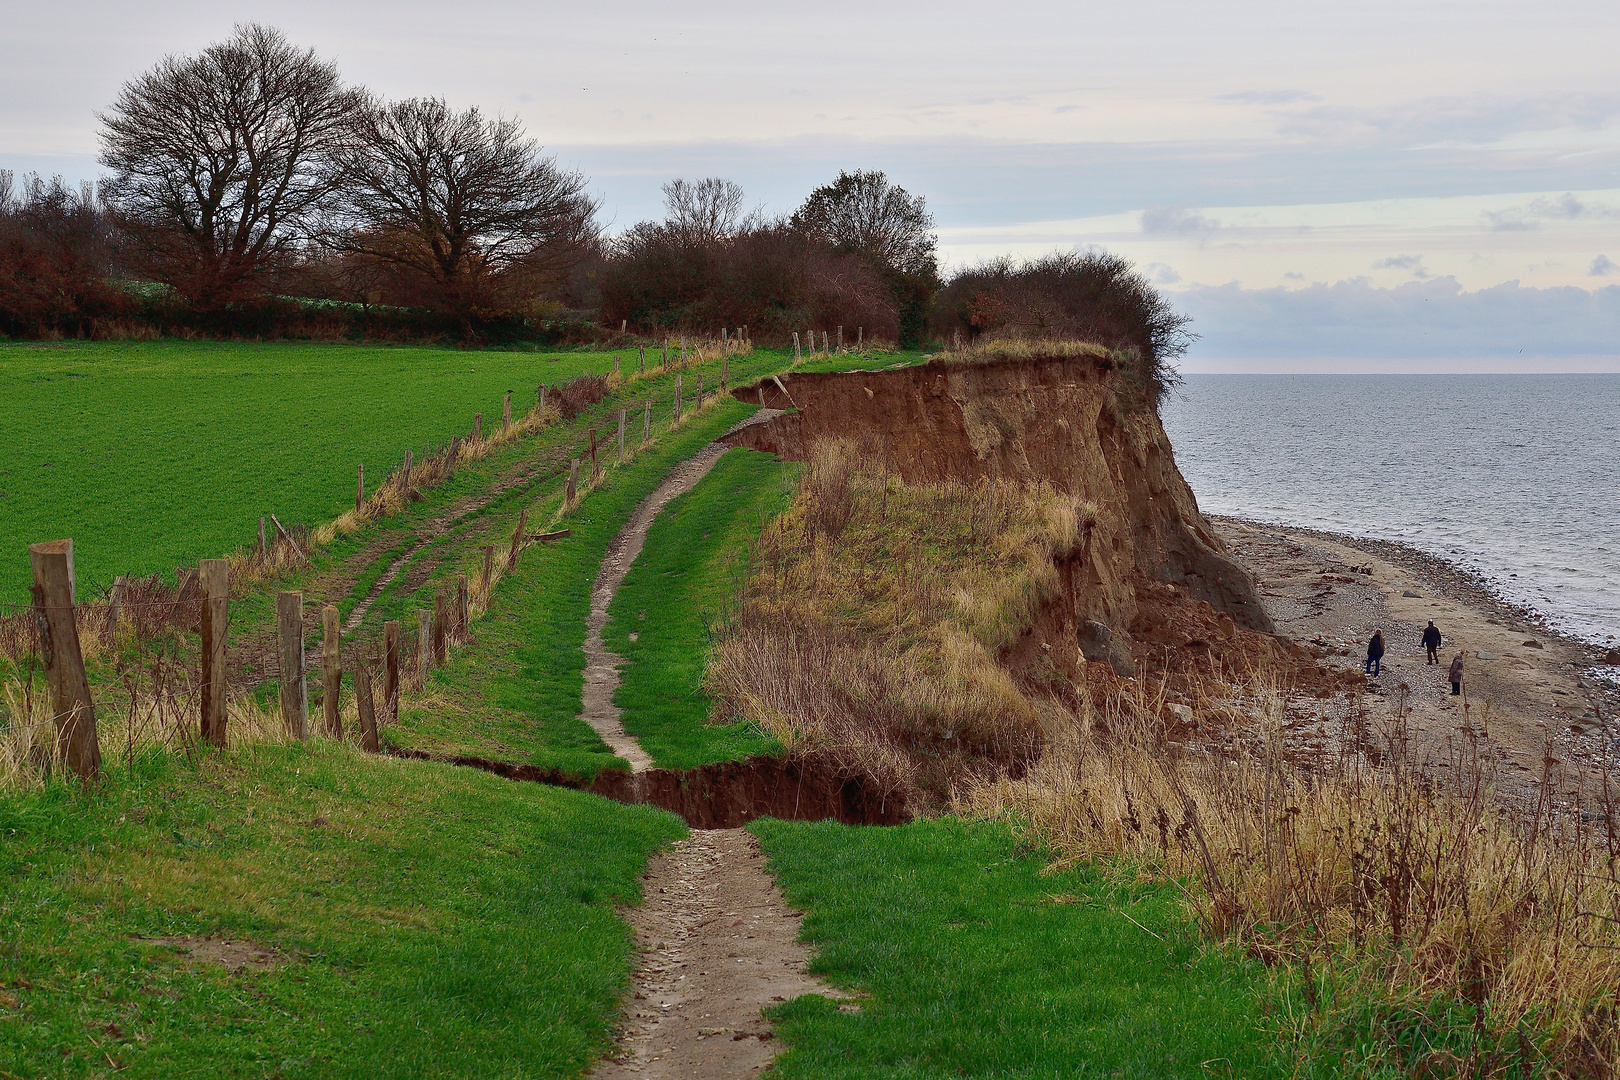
[620,318,627,334]
[838,325,843,350]
[200,559,229,748]
[537,384,546,415]
[455,574,468,640]
[793,332,801,362]
[662,339,668,367]
[383,620,400,720]
[276,591,307,740]
[509,508,529,568]
[108,575,127,630]
[356,662,379,753]
[474,413,482,441]
[822,330,829,354]
[681,336,687,363]
[613,355,620,380]
[432,592,448,665]
[356,464,364,513]
[721,326,727,342]
[402,449,413,493]
[28,540,100,780]
[642,400,651,443]
[503,392,512,428]
[759,386,766,407]
[416,608,432,685]
[567,459,578,503]
[617,408,626,463]
[480,545,495,595]
[639,345,645,374]
[589,428,600,482]
[321,604,342,739]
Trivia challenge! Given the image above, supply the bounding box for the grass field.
[752,817,1282,1079]
[603,447,798,769]
[0,740,685,1078]
[0,340,622,603]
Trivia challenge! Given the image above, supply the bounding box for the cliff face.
[727,356,1274,656]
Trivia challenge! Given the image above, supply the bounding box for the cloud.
[1283,271,1304,280]
[1215,89,1322,106]
[1276,92,1620,148]
[1593,254,1617,277]
[1141,206,1220,236]
[1483,192,1616,231]
[1373,254,1429,279]
[1144,262,1181,285]
[1173,278,1620,359]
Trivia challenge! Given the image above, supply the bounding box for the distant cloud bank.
[1173,277,1620,363]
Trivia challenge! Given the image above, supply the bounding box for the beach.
[1216,516,1620,810]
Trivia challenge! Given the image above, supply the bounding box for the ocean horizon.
[1160,372,1620,645]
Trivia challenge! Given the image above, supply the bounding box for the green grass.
[0,742,685,1078]
[0,340,622,602]
[751,817,1282,1079]
[384,400,769,776]
[603,448,798,768]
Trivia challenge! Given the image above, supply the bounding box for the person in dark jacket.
[1448,653,1464,695]
[1422,621,1442,664]
[1365,630,1385,676]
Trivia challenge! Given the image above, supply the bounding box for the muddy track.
[577,411,782,772]
[591,829,842,1080]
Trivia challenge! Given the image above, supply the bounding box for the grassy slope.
[0,742,684,1079]
[0,341,618,602]
[384,400,763,775]
[752,817,1281,1080]
[603,448,799,769]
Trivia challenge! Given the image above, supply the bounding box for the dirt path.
[592,829,841,1079]
[578,411,782,772]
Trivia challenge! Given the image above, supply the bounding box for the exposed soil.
[139,935,283,973]
[1217,518,1618,807]
[590,829,842,1080]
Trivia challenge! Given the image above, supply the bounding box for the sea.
[1159,374,1620,646]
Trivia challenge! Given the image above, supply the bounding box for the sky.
[4,0,1618,370]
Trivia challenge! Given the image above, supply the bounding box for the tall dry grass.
[706,439,1095,804]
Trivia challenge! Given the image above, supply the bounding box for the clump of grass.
[706,439,1093,805]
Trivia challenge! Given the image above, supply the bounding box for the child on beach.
[1448,653,1464,695]
[1365,630,1385,676]
[1422,621,1442,664]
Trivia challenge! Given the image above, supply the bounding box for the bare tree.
[334,97,598,317]
[97,24,359,308]
[661,177,752,248]
[790,170,936,278]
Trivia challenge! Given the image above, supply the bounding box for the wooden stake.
[199,559,228,748]
[509,507,529,568]
[480,545,495,595]
[321,604,342,739]
[639,344,646,374]
[662,340,668,367]
[503,392,512,428]
[858,326,863,349]
[416,608,432,684]
[383,620,400,720]
[455,574,468,640]
[838,325,843,350]
[356,662,379,753]
[642,400,651,443]
[613,355,620,379]
[356,463,364,513]
[793,332,801,361]
[538,384,546,416]
[269,514,304,561]
[108,575,127,630]
[620,318,627,334]
[759,386,767,407]
[617,408,626,463]
[822,330,829,354]
[432,591,448,665]
[567,459,578,503]
[276,591,307,739]
[589,427,600,482]
[28,540,100,780]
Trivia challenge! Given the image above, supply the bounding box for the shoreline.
[1211,514,1618,665]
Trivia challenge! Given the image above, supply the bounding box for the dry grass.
[706,439,1094,804]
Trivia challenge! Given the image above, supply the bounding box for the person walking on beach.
[1365,630,1385,676]
[1448,653,1464,696]
[1422,621,1442,664]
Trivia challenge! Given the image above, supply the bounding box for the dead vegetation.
[708,436,1620,1077]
